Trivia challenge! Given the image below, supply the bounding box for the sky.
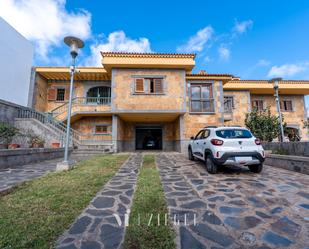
[1,1,309,85]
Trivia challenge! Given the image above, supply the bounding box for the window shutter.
[47,87,56,101]
[135,78,144,92]
[154,78,163,93]
[280,101,284,110]
[64,86,70,100]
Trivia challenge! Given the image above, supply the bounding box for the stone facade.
[29,52,309,152]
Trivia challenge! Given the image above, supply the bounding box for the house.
[28,52,309,152]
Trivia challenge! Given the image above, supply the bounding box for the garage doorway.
[135,127,162,150]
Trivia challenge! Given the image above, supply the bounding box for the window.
[252,100,264,111]
[201,129,210,139]
[216,129,252,139]
[134,78,163,94]
[194,130,205,140]
[224,96,234,113]
[280,100,293,111]
[95,125,109,134]
[190,84,214,113]
[56,88,65,101]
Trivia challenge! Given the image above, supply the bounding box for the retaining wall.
[0,148,71,169]
[262,142,309,157]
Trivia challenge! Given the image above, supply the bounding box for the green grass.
[124,155,176,249]
[0,154,128,249]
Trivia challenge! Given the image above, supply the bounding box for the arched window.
[86,86,111,104]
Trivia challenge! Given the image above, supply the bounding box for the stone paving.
[156,153,309,249]
[0,155,89,194]
[56,154,143,249]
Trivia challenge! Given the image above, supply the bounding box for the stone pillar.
[179,114,186,154]
[112,114,118,152]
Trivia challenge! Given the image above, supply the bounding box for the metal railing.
[17,108,80,145]
[51,97,111,117]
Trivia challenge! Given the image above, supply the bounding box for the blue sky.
[1,0,309,81]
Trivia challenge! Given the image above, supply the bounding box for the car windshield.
[216,129,252,139]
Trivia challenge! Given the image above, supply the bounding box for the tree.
[245,107,286,142]
[304,118,309,129]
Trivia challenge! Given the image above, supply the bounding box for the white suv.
[188,126,265,174]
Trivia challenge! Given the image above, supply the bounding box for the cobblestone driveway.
[157,153,309,249]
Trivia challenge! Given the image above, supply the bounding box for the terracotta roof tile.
[101,52,196,58]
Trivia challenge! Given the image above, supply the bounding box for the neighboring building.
[28,52,309,152]
[0,17,33,106]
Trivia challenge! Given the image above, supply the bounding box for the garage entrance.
[135,127,162,150]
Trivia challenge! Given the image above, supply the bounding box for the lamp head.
[64,36,84,58]
[269,77,282,89]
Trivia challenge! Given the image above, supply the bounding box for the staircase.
[17,107,115,153]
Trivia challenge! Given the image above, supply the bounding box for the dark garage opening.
[135,127,162,150]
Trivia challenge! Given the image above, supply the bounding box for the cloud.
[176,26,213,53]
[257,59,271,66]
[218,46,230,61]
[0,0,91,59]
[267,62,309,77]
[233,19,253,34]
[85,31,152,66]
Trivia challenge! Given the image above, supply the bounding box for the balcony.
[51,97,111,121]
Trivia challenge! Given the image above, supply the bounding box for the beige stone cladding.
[183,80,224,139]
[71,116,112,141]
[224,90,251,126]
[33,74,48,112]
[251,94,308,139]
[113,69,186,111]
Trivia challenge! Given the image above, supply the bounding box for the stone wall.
[113,68,186,111]
[265,154,309,175]
[263,142,309,157]
[251,94,308,139]
[0,148,71,169]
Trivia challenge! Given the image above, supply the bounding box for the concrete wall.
[0,99,20,124]
[263,142,309,157]
[0,17,33,106]
[0,148,71,169]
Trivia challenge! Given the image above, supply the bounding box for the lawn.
[0,154,128,249]
[123,154,176,249]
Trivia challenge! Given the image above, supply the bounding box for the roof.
[101,52,196,59]
[224,79,309,94]
[35,67,110,81]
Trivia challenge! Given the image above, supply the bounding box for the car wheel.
[205,155,218,174]
[188,147,195,161]
[248,164,263,173]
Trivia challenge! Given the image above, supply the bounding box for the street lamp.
[57,36,84,171]
[269,77,285,142]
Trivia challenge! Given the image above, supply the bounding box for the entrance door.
[135,127,162,150]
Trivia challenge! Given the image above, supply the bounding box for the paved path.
[156,153,309,249]
[56,154,143,249]
[0,155,90,194]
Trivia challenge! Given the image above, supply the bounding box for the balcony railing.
[51,97,111,117]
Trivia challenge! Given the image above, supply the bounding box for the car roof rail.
[204,125,218,128]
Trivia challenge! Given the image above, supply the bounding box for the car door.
[200,129,211,157]
[192,130,205,158]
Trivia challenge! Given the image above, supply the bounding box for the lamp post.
[269,77,285,142]
[56,36,84,171]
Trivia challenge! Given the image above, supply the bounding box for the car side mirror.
[190,136,195,140]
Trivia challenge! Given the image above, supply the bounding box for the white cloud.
[257,59,271,66]
[233,19,253,34]
[85,31,152,66]
[176,26,213,53]
[0,0,91,59]
[218,46,230,61]
[267,62,309,77]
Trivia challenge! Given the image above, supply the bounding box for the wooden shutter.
[47,87,56,101]
[280,100,284,110]
[135,78,144,93]
[154,78,163,93]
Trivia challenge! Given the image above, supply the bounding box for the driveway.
[156,153,309,249]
